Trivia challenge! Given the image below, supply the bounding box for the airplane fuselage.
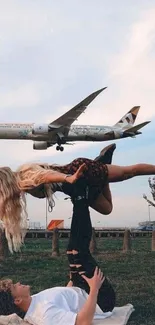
[68,125,124,141]
[0,123,126,142]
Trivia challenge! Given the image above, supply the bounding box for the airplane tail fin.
[114,106,140,129]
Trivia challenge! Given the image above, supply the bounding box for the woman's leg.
[90,163,155,214]
[90,183,113,215]
[107,163,155,182]
[67,181,115,312]
[70,162,155,215]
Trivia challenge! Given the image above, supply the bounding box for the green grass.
[0,237,155,324]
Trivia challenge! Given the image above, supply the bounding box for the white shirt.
[24,286,112,325]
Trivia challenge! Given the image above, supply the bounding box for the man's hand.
[81,267,105,292]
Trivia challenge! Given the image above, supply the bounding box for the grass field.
[0,236,155,324]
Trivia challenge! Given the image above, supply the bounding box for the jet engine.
[33,141,49,150]
[32,123,49,135]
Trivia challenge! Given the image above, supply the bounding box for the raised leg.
[90,163,155,215]
[107,163,155,182]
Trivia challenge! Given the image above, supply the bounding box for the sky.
[0,0,155,228]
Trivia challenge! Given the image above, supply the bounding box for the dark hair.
[0,290,25,318]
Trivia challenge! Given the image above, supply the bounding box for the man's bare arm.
[75,288,98,325]
[75,267,105,325]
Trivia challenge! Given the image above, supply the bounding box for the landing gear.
[56,145,64,152]
[56,133,65,152]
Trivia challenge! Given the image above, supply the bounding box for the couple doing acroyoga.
[0,143,154,324]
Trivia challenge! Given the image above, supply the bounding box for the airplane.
[0,87,150,151]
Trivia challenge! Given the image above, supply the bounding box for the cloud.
[110,9,155,76]
[106,7,155,121]
[0,82,42,112]
[0,1,51,43]
[0,1,155,227]
[0,81,55,122]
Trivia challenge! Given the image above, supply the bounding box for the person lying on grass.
[0,180,115,325]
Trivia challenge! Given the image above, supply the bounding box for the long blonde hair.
[0,167,27,253]
[0,163,57,253]
[16,162,56,210]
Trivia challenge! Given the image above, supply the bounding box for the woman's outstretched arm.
[43,163,86,184]
[16,163,86,190]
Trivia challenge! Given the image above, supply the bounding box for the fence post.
[89,228,98,254]
[151,230,155,251]
[0,228,8,261]
[123,229,131,252]
[52,228,60,257]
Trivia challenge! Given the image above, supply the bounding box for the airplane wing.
[49,87,107,129]
[123,121,150,133]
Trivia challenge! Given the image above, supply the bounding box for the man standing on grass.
[0,180,115,325]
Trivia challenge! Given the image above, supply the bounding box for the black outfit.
[65,180,116,313]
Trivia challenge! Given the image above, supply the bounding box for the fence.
[25,228,153,239]
[0,228,155,260]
